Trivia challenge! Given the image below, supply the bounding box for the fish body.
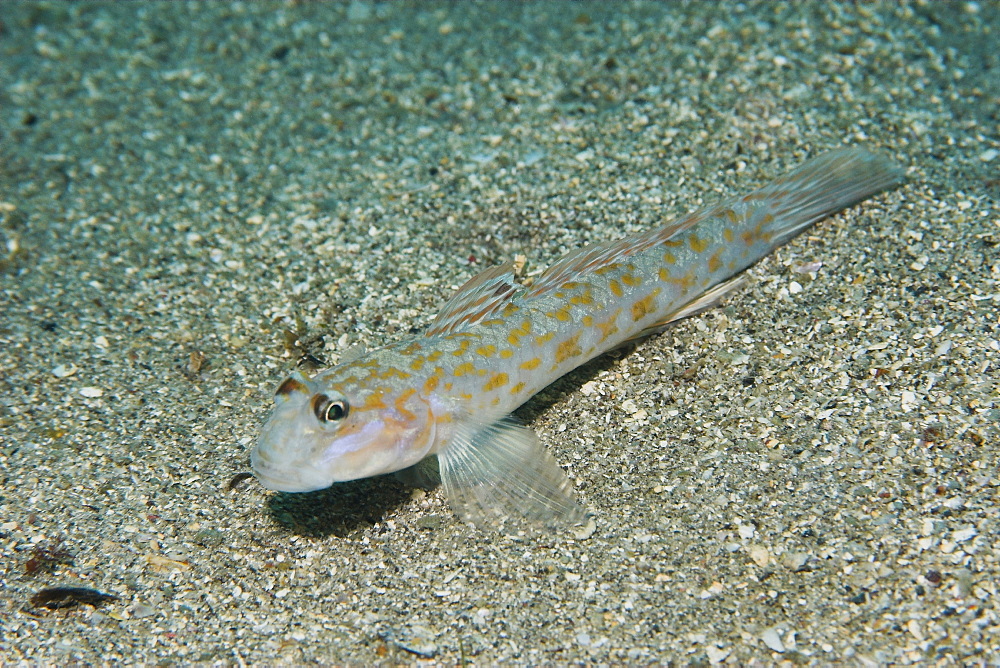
[252,149,903,527]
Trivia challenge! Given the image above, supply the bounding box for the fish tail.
[751,148,904,246]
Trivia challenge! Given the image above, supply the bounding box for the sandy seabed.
[1,1,998,664]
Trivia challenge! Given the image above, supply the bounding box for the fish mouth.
[250,446,333,494]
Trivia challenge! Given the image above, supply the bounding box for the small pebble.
[782,552,810,571]
[131,602,157,619]
[749,545,770,567]
[705,646,730,663]
[952,526,977,542]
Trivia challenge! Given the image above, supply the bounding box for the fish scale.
[252,148,903,529]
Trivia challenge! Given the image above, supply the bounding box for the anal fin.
[647,274,749,332]
[437,415,590,530]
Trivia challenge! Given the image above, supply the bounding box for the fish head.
[251,367,437,493]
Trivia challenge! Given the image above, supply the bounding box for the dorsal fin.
[425,262,521,337]
[337,343,368,365]
[525,210,704,298]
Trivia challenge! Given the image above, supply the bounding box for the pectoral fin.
[436,415,589,529]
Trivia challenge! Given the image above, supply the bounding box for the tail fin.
[754,148,904,245]
[525,148,902,302]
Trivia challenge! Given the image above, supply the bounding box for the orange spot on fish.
[663,251,677,264]
[723,228,735,243]
[423,375,439,393]
[520,357,541,370]
[708,250,723,273]
[476,344,496,357]
[688,234,709,253]
[394,388,417,421]
[554,333,582,364]
[672,271,696,294]
[658,267,671,281]
[499,348,514,359]
[508,320,532,346]
[360,392,387,411]
[609,280,624,298]
[631,289,661,322]
[453,362,475,377]
[594,263,622,276]
[597,309,620,343]
[621,274,641,287]
[534,332,554,345]
[510,381,526,395]
[379,367,412,380]
[483,372,509,392]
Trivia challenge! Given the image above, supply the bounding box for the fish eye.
[325,399,348,421]
[312,394,349,423]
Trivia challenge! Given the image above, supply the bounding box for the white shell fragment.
[51,363,78,378]
[760,627,786,653]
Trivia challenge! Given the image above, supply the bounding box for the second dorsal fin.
[424,262,521,337]
[525,211,703,299]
